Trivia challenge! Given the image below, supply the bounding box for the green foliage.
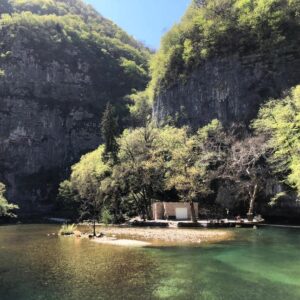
[0,10,148,65]
[0,182,19,218]
[57,146,110,225]
[0,0,150,100]
[253,85,300,194]
[59,118,272,220]
[150,0,300,93]
[10,0,65,14]
[59,223,77,235]
[127,90,152,127]
[70,145,110,201]
[5,0,150,51]
[101,103,119,163]
[120,57,149,87]
[58,119,228,220]
[101,208,112,225]
[58,145,124,223]
[58,180,77,203]
[165,120,223,203]
[114,124,165,219]
[197,119,224,142]
[57,180,80,219]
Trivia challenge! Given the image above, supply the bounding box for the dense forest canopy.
[1,0,148,50]
[0,0,150,98]
[149,0,300,94]
[58,118,267,222]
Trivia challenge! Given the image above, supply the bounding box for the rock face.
[153,51,300,128]
[0,0,149,215]
[0,56,100,214]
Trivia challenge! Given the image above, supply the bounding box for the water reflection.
[0,225,160,300]
[1,225,300,300]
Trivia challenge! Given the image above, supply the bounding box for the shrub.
[0,182,19,218]
[59,224,77,235]
[101,208,112,226]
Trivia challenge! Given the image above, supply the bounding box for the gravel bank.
[84,226,235,245]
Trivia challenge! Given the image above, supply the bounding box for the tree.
[128,90,152,127]
[116,124,165,220]
[101,208,112,226]
[64,146,110,235]
[79,180,103,236]
[57,180,81,220]
[253,85,300,195]
[165,120,222,222]
[100,170,125,224]
[220,135,269,220]
[101,103,119,163]
[59,117,276,224]
[0,182,19,218]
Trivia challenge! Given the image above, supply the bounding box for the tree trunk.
[146,205,152,220]
[189,201,197,223]
[141,200,146,221]
[93,219,96,237]
[247,184,258,221]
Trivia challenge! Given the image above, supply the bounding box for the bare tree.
[220,135,269,220]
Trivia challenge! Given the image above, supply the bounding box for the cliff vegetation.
[0,0,150,96]
[150,0,300,93]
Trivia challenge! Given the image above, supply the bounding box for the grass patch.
[59,224,77,235]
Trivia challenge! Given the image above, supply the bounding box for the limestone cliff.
[0,0,150,214]
[153,51,300,128]
[151,0,300,128]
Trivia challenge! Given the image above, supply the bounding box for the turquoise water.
[0,225,300,300]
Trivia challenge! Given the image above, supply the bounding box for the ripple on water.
[0,225,300,300]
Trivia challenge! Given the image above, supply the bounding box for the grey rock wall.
[153,51,300,129]
[0,32,141,215]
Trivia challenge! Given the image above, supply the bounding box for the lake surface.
[0,225,300,300]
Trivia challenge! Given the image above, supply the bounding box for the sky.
[84,0,191,49]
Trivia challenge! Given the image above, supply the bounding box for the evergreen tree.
[101,103,119,163]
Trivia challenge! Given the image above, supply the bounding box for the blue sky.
[84,0,191,49]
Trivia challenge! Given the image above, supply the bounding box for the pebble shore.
[84,226,235,245]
